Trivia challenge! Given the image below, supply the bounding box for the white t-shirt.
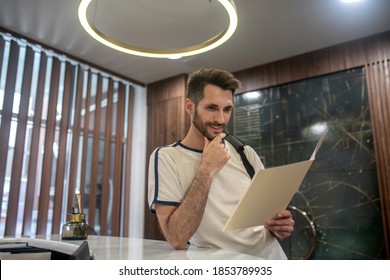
[148,140,287,259]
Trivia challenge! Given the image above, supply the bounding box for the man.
[148,68,294,259]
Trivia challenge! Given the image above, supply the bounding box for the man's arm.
[155,133,229,249]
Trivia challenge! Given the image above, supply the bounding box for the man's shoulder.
[151,140,190,158]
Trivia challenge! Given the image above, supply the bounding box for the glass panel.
[232,68,386,259]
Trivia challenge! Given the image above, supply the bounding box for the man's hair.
[186,68,241,105]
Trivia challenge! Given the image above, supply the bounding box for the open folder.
[223,131,327,231]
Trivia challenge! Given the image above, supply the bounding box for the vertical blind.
[0,32,135,237]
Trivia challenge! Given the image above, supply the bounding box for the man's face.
[192,84,233,140]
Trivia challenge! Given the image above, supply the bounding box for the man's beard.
[193,107,226,140]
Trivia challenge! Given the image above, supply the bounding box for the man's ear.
[185,98,194,114]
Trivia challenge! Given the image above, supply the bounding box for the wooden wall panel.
[0,40,19,219]
[366,59,390,257]
[0,36,4,78]
[234,32,389,93]
[5,46,34,236]
[123,86,135,237]
[112,83,126,236]
[22,52,48,235]
[144,74,188,240]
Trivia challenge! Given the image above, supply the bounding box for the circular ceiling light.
[78,0,238,59]
[340,0,365,3]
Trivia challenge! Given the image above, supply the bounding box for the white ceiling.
[0,0,389,85]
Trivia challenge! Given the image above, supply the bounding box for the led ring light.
[78,0,238,59]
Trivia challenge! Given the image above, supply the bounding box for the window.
[231,68,386,259]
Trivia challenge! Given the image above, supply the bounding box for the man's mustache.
[207,122,226,128]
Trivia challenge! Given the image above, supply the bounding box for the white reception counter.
[0,235,261,260]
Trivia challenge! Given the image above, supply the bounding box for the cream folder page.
[224,132,327,231]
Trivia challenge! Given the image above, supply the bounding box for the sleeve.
[148,147,185,212]
[243,145,265,172]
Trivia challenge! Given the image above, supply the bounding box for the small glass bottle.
[61,209,88,240]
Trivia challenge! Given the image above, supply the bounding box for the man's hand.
[264,210,295,239]
[201,133,230,177]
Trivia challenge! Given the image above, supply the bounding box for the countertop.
[0,235,262,260]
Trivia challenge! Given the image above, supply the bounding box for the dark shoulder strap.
[225,134,255,179]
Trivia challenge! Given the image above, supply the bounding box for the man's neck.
[181,127,205,150]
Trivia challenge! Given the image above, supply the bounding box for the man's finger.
[273,210,291,219]
[212,133,226,144]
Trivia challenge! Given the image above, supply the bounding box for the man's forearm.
[163,165,213,249]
